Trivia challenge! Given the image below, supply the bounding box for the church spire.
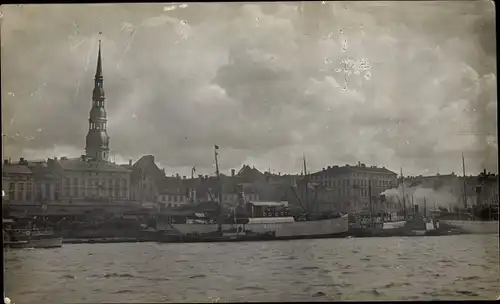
[85,37,110,162]
[95,39,103,79]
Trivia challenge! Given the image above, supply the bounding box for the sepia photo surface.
[1,2,498,303]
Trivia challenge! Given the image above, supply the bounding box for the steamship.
[156,199,349,242]
[436,169,499,235]
[156,147,348,243]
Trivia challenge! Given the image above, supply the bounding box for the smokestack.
[231,169,235,177]
[129,159,132,166]
[358,161,361,167]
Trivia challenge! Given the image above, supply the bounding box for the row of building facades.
[3,155,498,214]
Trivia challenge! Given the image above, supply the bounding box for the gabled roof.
[237,165,265,181]
[3,164,32,175]
[55,157,130,173]
[130,155,165,187]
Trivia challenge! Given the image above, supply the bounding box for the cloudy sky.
[1,2,497,177]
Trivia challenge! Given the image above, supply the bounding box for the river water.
[4,235,499,303]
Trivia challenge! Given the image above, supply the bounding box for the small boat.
[7,228,63,249]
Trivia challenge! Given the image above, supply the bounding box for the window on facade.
[9,182,15,190]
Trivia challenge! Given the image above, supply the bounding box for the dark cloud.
[1,2,496,177]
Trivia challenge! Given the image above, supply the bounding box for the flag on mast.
[214,144,219,150]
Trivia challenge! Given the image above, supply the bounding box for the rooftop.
[3,164,32,175]
[55,157,131,173]
[311,164,397,176]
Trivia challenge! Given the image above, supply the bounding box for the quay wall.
[441,220,499,234]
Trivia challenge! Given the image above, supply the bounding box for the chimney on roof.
[205,175,208,179]
[54,157,58,161]
[183,176,186,180]
[361,164,366,168]
[279,172,281,176]
[129,159,132,166]
[4,159,8,165]
[176,173,180,179]
[358,161,361,167]
[8,157,11,164]
[231,169,235,177]
[19,157,25,163]
[327,166,331,169]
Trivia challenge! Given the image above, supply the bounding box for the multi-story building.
[476,170,498,206]
[122,155,165,203]
[156,168,260,209]
[49,156,130,202]
[2,158,34,202]
[2,158,64,204]
[309,162,398,212]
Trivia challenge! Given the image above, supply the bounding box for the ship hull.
[441,220,499,234]
[8,237,63,249]
[160,215,349,242]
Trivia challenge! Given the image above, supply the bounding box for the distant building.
[49,156,130,202]
[2,158,63,203]
[123,155,165,203]
[476,170,498,206]
[2,158,34,202]
[309,162,398,213]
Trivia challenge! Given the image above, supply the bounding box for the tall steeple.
[85,39,110,162]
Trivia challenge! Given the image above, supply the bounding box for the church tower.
[85,40,110,162]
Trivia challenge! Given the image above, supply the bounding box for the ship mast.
[400,167,406,220]
[462,153,468,209]
[214,145,222,231]
[368,179,373,227]
[303,154,309,214]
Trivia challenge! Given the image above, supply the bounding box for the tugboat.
[4,219,63,249]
